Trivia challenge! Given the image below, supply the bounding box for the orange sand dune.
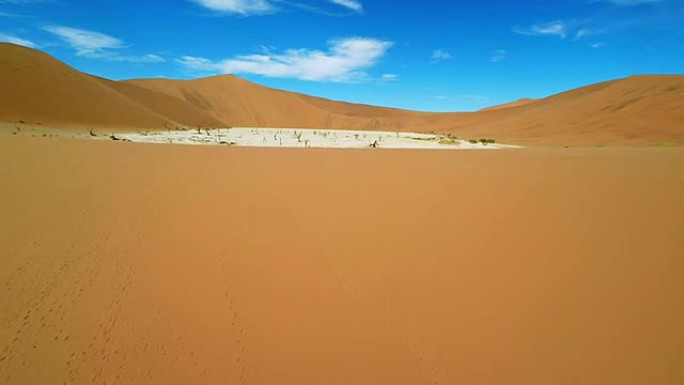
[126,75,429,131]
[127,75,343,128]
[1,42,683,145]
[453,76,684,146]
[1,135,683,384]
[0,43,220,130]
[97,78,225,129]
[125,71,684,146]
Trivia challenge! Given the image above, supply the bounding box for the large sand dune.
[1,135,683,384]
[1,43,682,145]
[0,43,221,130]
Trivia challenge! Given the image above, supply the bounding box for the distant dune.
[457,76,684,146]
[125,75,427,131]
[1,43,683,145]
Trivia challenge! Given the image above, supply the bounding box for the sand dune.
[1,42,683,145]
[1,135,683,384]
[455,76,684,146]
[125,75,430,131]
[127,75,341,128]
[98,78,225,129]
[0,43,220,130]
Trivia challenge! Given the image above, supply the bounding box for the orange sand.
[1,135,683,384]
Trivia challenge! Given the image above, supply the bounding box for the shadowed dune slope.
[1,136,683,384]
[126,75,339,128]
[97,78,225,129]
[125,75,430,131]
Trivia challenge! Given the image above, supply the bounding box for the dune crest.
[482,98,538,111]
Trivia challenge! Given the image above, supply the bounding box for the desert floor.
[2,125,512,149]
[1,134,683,384]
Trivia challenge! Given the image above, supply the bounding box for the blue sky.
[1,0,683,111]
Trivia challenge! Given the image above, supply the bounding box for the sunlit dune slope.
[454,76,684,145]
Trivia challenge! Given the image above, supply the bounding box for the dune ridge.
[1,43,683,145]
[481,98,538,111]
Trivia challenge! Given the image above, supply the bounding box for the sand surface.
[1,135,683,384]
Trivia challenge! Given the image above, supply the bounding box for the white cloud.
[189,0,275,15]
[328,0,363,12]
[177,55,216,70]
[590,42,607,48]
[178,37,393,82]
[189,0,367,16]
[0,32,35,47]
[430,49,451,63]
[381,73,398,81]
[80,51,166,63]
[574,27,606,40]
[43,25,165,63]
[43,25,124,55]
[490,49,507,62]
[1,0,51,17]
[513,20,568,38]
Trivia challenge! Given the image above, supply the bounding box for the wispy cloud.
[574,27,605,39]
[0,32,35,47]
[381,73,398,81]
[189,0,365,16]
[517,0,675,43]
[328,0,363,12]
[513,20,568,38]
[188,0,275,15]
[430,49,451,63]
[0,0,51,17]
[178,37,393,82]
[43,25,124,55]
[490,49,507,62]
[43,25,165,63]
[589,42,607,48]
